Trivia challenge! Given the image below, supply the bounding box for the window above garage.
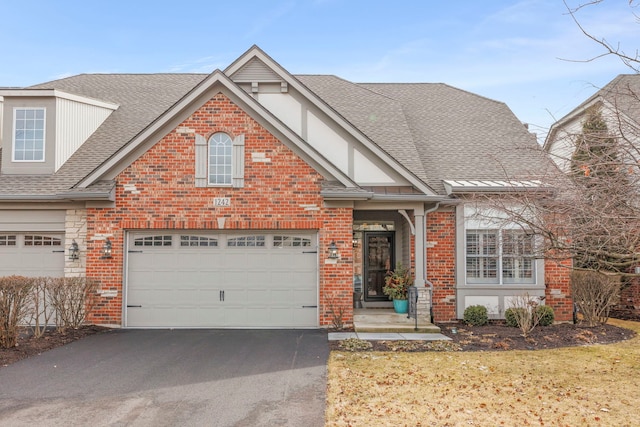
[194,133,245,188]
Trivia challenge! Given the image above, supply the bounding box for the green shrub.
[536,305,555,326]
[463,305,488,326]
[505,305,555,328]
[504,307,524,327]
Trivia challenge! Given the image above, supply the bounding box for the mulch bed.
[0,325,109,368]
[435,320,634,351]
[331,309,640,352]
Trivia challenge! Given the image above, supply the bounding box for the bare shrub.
[26,276,56,338]
[506,293,545,337]
[49,277,99,332]
[571,270,620,327]
[0,276,34,348]
[324,291,348,330]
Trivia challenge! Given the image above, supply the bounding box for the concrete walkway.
[328,332,451,341]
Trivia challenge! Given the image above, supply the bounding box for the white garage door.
[0,233,65,277]
[126,231,318,328]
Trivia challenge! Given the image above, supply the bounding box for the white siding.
[0,209,65,231]
[55,98,114,171]
[0,98,3,145]
[547,116,583,172]
[353,148,395,183]
[307,111,349,171]
[257,93,302,135]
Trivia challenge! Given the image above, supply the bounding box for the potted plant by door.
[383,263,414,314]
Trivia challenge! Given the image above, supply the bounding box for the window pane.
[208,132,232,185]
[503,231,535,284]
[14,108,45,162]
[466,230,499,284]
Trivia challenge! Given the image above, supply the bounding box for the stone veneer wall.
[64,209,87,278]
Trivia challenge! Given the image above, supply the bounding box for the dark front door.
[364,232,395,302]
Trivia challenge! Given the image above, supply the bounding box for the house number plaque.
[214,197,231,207]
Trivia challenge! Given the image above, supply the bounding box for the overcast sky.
[1,0,637,142]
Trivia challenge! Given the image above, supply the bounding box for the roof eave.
[0,89,119,110]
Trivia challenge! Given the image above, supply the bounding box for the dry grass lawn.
[325,319,640,426]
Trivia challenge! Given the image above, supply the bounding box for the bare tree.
[473,101,640,279]
[563,0,640,72]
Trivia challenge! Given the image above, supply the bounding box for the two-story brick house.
[0,46,572,328]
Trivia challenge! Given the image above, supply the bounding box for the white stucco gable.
[225,46,435,194]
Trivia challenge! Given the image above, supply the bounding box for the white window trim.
[460,204,544,288]
[208,132,233,186]
[12,107,46,163]
[465,228,536,285]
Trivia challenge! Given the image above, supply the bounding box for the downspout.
[423,202,440,323]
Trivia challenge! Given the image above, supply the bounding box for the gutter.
[0,191,114,202]
[321,191,448,203]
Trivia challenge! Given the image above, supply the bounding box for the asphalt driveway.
[0,329,329,426]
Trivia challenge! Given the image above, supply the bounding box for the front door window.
[364,232,395,301]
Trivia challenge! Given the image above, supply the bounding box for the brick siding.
[426,209,457,322]
[85,93,353,326]
[544,258,573,322]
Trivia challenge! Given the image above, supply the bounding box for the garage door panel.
[0,233,64,277]
[126,231,318,328]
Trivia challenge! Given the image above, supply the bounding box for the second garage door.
[0,233,65,277]
[126,231,318,328]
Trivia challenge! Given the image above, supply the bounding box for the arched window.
[194,132,244,188]
[208,132,232,185]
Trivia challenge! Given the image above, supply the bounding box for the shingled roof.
[0,74,207,197]
[298,76,546,194]
[0,69,547,198]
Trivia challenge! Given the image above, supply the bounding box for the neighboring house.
[0,46,572,328]
[545,74,640,309]
[545,74,640,172]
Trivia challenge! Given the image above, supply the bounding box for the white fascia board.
[225,46,436,196]
[0,89,119,110]
[77,69,356,189]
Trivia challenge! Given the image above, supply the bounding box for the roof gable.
[225,46,437,196]
[76,69,355,189]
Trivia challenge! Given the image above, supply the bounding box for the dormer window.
[13,108,45,162]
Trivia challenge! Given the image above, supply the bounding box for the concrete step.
[353,309,441,334]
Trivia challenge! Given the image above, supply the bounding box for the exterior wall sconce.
[102,238,113,259]
[327,241,339,259]
[69,240,79,260]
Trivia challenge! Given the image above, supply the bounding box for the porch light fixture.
[69,240,79,260]
[327,241,339,259]
[101,238,113,259]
